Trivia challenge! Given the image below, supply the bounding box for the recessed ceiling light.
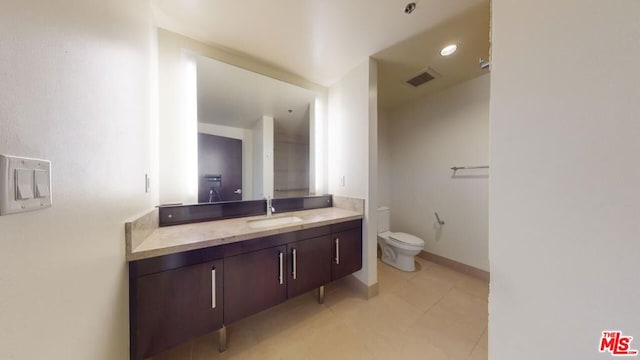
[440,44,458,56]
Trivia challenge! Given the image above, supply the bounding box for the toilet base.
[380,247,418,272]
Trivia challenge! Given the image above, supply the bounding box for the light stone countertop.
[127,207,363,262]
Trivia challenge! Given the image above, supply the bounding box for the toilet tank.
[377,206,390,233]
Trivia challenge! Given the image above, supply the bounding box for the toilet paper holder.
[434,212,445,225]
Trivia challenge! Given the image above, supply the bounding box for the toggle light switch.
[1,155,52,215]
[34,170,49,198]
[15,169,34,200]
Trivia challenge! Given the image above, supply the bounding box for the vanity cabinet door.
[135,259,223,360]
[331,227,363,280]
[223,245,287,324]
[287,235,332,298]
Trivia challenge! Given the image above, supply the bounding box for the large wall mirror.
[195,54,316,203]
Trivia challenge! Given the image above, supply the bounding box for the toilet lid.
[389,232,424,246]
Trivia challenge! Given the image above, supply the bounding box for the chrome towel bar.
[450,165,489,171]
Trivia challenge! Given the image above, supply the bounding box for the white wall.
[157,37,198,205]
[387,74,490,271]
[251,116,274,199]
[490,1,640,359]
[377,108,391,208]
[274,113,310,198]
[263,116,275,199]
[312,96,329,195]
[157,30,328,203]
[0,1,156,359]
[328,58,378,287]
[251,118,264,199]
[198,122,253,200]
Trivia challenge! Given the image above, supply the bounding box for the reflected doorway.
[198,133,243,203]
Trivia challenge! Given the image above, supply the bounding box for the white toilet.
[377,206,425,272]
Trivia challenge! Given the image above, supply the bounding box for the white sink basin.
[247,216,303,229]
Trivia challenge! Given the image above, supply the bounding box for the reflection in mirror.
[196,55,315,203]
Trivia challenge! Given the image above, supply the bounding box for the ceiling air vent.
[405,68,439,87]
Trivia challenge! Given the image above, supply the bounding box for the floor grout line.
[468,326,488,358]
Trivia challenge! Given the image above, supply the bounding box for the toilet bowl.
[377,207,425,272]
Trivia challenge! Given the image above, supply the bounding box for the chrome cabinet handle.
[292,248,297,280]
[335,238,340,265]
[211,267,216,309]
[278,252,284,285]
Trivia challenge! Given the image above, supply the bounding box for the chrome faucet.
[266,196,276,217]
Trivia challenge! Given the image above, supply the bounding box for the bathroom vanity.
[126,204,363,360]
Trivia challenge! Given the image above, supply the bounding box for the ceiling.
[152,0,486,87]
[375,3,490,111]
[197,55,314,135]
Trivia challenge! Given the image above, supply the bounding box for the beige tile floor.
[151,257,488,360]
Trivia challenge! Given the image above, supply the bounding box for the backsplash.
[332,195,365,214]
[158,195,333,227]
[272,195,332,213]
[125,208,159,252]
[159,200,265,226]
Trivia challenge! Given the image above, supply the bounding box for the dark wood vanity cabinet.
[223,245,287,324]
[223,228,333,324]
[131,259,223,360]
[287,235,332,298]
[331,221,363,280]
[129,219,362,360]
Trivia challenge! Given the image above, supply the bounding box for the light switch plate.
[0,155,52,215]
